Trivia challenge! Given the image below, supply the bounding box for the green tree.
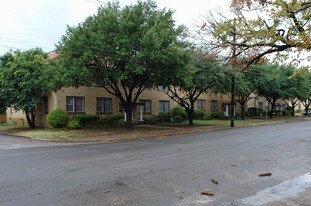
[202,0,311,67]
[164,53,223,125]
[296,68,311,115]
[52,1,190,129]
[251,64,288,118]
[282,67,310,116]
[0,48,49,128]
[300,95,311,116]
[215,68,255,120]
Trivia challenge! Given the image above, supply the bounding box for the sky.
[0,0,231,54]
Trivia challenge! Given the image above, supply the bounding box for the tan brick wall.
[196,93,232,112]
[55,86,119,118]
[54,87,179,120]
[135,89,178,118]
[5,86,244,127]
[6,108,28,127]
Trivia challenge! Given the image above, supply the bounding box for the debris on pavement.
[259,172,272,177]
[201,191,214,196]
[211,178,218,185]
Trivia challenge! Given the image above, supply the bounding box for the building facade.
[6,85,232,127]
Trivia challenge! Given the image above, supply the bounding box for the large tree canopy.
[282,66,311,116]
[215,67,256,120]
[52,0,191,129]
[201,0,311,67]
[296,68,311,115]
[251,64,291,118]
[0,48,49,128]
[164,52,223,125]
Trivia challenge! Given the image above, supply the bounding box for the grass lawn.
[159,118,290,127]
[0,116,308,142]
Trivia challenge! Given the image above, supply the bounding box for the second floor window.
[140,100,151,114]
[159,100,170,113]
[97,98,112,113]
[211,100,218,111]
[197,99,206,111]
[66,96,85,113]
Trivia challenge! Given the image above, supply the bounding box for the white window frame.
[159,100,170,113]
[140,100,151,114]
[66,96,85,113]
[96,98,112,113]
[197,99,206,111]
[211,100,218,111]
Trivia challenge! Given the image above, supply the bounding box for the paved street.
[0,121,310,206]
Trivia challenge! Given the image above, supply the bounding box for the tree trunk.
[240,102,245,120]
[25,108,36,129]
[186,108,194,125]
[305,105,310,116]
[291,106,295,116]
[269,100,276,119]
[124,104,134,129]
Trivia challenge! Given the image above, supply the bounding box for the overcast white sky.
[0,0,231,54]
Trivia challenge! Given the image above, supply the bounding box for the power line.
[83,0,102,5]
[1,30,59,42]
[0,37,55,49]
[0,44,28,51]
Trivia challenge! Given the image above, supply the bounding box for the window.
[211,100,218,111]
[158,86,167,92]
[43,96,48,114]
[97,98,112,113]
[66,96,85,113]
[259,102,263,109]
[159,100,170,113]
[140,100,151,114]
[96,77,111,86]
[197,99,206,111]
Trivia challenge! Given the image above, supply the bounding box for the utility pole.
[230,24,236,128]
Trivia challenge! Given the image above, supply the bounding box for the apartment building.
[6,85,231,127]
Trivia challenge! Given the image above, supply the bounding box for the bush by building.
[106,115,124,126]
[156,113,172,122]
[73,114,100,127]
[68,119,81,129]
[172,107,187,120]
[47,108,69,128]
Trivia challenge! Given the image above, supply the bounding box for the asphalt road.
[0,120,310,206]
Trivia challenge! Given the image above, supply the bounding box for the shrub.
[210,112,224,119]
[194,109,205,120]
[248,107,260,116]
[106,114,124,126]
[68,119,81,129]
[144,116,157,125]
[282,109,291,116]
[235,112,249,119]
[116,119,125,127]
[275,110,289,116]
[172,107,187,120]
[173,115,183,123]
[73,114,100,127]
[203,112,212,120]
[47,108,69,128]
[157,113,172,122]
